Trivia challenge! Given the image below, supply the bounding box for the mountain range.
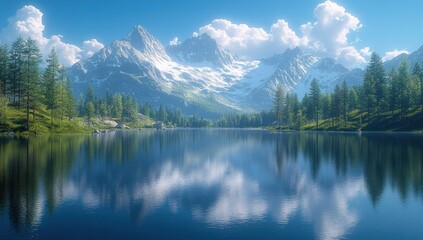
[68,25,423,118]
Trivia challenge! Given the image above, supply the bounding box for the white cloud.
[270,19,308,54]
[169,37,180,46]
[0,5,103,67]
[382,49,409,62]
[336,46,366,68]
[195,1,367,68]
[81,39,104,59]
[359,47,372,57]
[197,19,270,59]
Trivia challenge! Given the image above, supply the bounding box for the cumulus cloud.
[196,19,270,59]
[0,5,103,67]
[359,47,372,57]
[382,49,409,62]
[169,37,180,46]
[81,39,104,59]
[196,0,368,68]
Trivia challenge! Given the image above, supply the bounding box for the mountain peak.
[133,25,147,31]
[122,25,169,61]
[167,33,238,67]
[289,47,303,55]
[127,25,155,49]
[262,47,309,65]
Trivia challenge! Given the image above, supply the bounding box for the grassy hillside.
[1,105,155,135]
[301,108,423,132]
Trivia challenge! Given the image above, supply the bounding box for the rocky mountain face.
[69,25,365,117]
[384,45,423,71]
[167,33,238,68]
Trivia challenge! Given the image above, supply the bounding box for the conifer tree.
[363,52,385,120]
[9,37,25,105]
[397,60,410,118]
[273,83,285,127]
[412,62,423,111]
[388,67,398,114]
[64,72,76,120]
[0,91,8,129]
[85,101,95,124]
[309,78,321,128]
[158,104,167,122]
[44,48,61,125]
[0,45,9,96]
[348,88,358,112]
[111,94,122,119]
[22,38,42,130]
[332,84,342,126]
[341,80,349,125]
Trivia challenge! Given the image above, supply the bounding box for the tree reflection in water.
[0,130,422,239]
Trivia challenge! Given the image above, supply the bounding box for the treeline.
[77,90,213,127]
[215,112,274,127]
[76,86,139,124]
[1,37,421,132]
[139,103,212,127]
[0,37,214,132]
[273,52,423,130]
[0,37,76,131]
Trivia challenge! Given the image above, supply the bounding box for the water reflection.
[0,130,423,239]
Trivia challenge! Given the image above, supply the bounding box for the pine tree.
[85,101,95,124]
[341,80,349,125]
[397,60,410,118]
[44,48,61,125]
[85,85,95,106]
[412,63,423,111]
[273,83,285,127]
[409,75,421,108]
[321,93,331,122]
[22,38,42,130]
[77,93,84,116]
[373,53,387,115]
[332,84,342,126]
[309,78,321,128]
[290,93,300,129]
[388,67,398,115]
[9,37,25,105]
[0,45,9,96]
[99,100,108,117]
[158,105,167,122]
[283,93,292,127]
[122,95,137,122]
[111,94,122,119]
[64,72,76,120]
[55,80,67,126]
[363,52,385,120]
[0,91,8,129]
[348,88,358,112]
[295,110,304,130]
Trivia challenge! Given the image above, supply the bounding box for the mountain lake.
[1,129,423,240]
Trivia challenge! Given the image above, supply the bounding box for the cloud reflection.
[135,135,365,240]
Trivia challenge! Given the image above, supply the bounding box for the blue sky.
[1,0,422,67]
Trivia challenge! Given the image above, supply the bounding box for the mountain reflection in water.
[1,129,423,240]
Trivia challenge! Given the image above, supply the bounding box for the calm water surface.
[1,129,423,240]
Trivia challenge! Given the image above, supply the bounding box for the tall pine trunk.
[26,91,30,131]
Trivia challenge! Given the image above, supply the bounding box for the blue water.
[1,129,423,239]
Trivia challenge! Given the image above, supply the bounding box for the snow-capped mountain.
[69,25,363,116]
[294,58,363,98]
[225,48,319,110]
[167,34,238,68]
[70,26,257,117]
